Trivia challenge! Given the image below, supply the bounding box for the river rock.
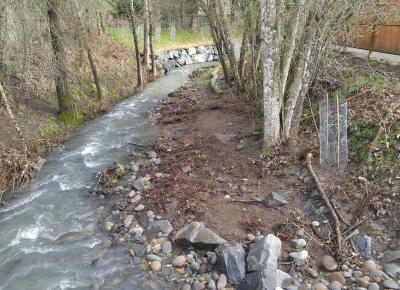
[124,215,134,228]
[363,260,377,271]
[150,260,161,272]
[217,274,227,289]
[215,241,246,284]
[382,250,400,263]
[147,151,157,158]
[207,279,217,289]
[32,157,46,171]
[146,254,161,262]
[321,255,338,271]
[182,283,191,290]
[147,220,174,235]
[207,251,217,264]
[103,221,113,231]
[356,235,372,260]
[383,280,400,289]
[247,234,282,272]
[135,204,145,211]
[161,241,172,254]
[383,262,400,276]
[292,239,307,249]
[313,283,329,290]
[327,272,345,286]
[368,283,379,290]
[172,255,186,267]
[174,222,227,248]
[289,250,308,266]
[133,178,145,191]
[356,278,370,288]
[263,192,288,208]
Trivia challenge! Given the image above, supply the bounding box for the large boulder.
[247,234,282,290]
[158,60,173,72]
[187,47,197,56]
[176,57,186,66]
[247,234,282,271]
[174,222,227,248]
[192,53,210,63]
[237,269,292,290]
[215,241,246,285]
[356,235,372,260]
[168,50,179,59]
[196,45,208,54]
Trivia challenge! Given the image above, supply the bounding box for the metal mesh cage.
[319,95,349,168]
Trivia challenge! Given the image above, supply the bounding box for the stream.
[0,63,212,290]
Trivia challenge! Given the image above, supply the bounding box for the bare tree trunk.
[215,0,242,90]
[0,4,7,72]
[73,0,102,101]
[283,16,317,139]
[130,0,143,90]
[47,0,72,114]
[189,5,198,31]
[0,81,28,155]
[149,0,156,79]
[260,0,279,147]
[238,28,249,83]
[143,0,150,67]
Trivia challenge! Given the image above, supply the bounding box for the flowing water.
[0,64,212,290]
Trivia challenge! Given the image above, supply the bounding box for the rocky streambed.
[88,149,400,290]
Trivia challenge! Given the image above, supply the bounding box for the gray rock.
[192,53,211,63]
[215,241,246,285]
[248,234,256,241]
[247,234,282,272]
[213,55,220,61]
[182,165,192,174]
[291,239,307,249]
[162,241,172,254]
[382,250,400,263]
[368,283,379,290]
[207,279,216,289]
[383,262,400,277]
[263,192,288,208]
[174,222,227,248]
[147,151,157,158]
[182,284,191,290]
[176,57,186,66]
[196,46,208,54]
[356,278,370,288]
[168,50,179,59]
[133,177,145,191]
[356,235,372,260]
[328,282,342,290]
[276,270,293,287]
[297,228,305,237]
[159,60,173,72]
[370,270,389,280]
[383,280,400,290]
[147,220,174,235]
[207,251,217,264]
[188,47,197,56]
[289,250,308,266]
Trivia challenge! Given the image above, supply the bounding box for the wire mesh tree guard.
[319,94,349,168]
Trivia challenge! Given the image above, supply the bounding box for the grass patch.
[348,122,378,163]
[60,111,84,127]
[38,117,62,139]
[332,74,390,99]
[107,27,213,51]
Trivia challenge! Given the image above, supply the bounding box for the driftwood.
[306,153,343,254]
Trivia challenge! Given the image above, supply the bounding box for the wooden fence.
[339,1,400,56]
[342,24,400,56]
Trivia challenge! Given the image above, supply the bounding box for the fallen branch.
[128,143,154,148]
[306,153,343,255]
